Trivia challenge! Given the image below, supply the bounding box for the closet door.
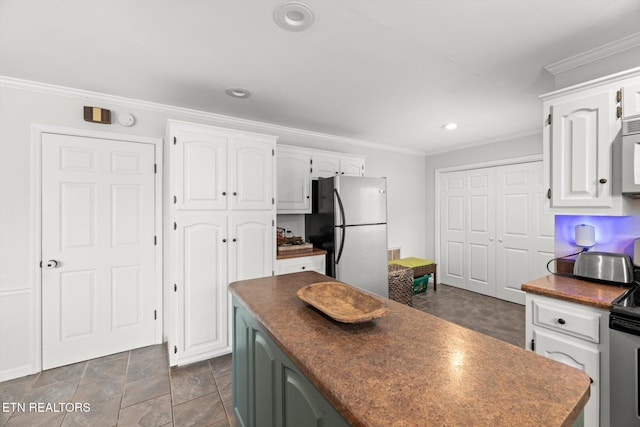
[496,163,553,304]
[465,168,496,297]
[440,171,467,288]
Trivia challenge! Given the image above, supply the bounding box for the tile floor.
[413,282,526,348]
[0,282,525,427]
[0,345,236,427]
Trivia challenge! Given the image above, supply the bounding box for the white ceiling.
[1,0,640,153]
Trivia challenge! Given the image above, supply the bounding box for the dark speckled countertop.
[229,271,590,427]
[522,274,627,309]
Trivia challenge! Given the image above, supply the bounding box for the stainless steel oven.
[610,284,640,426]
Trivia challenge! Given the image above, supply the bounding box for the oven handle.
[610,315,640,336]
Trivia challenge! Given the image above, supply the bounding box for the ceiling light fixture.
[225,87,251,99]
[442,123,458,130]
[274,2,314,32]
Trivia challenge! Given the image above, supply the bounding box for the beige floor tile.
[121,374,170,408]
[61,397,120,427]
[118,394,172,427]
[173,393,226,427]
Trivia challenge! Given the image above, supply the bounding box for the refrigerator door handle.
[334,189,346,227]
[334,189,347,264]
[335,225,346,264]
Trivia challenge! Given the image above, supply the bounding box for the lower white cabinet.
[275,254,326,275]
[525,293,609,427]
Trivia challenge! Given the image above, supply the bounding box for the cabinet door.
[534,329,599,427]
[339,157,365,176]
[277,150,311,213]
[232,302,252,427]
[173,130,227,210]
[549,89,617,208]
[174,214,228,362]
[229,214,274,283]
[311,154,339,179]
[253,330,277,427]
[623,83,640,118]
[229,138,274,210]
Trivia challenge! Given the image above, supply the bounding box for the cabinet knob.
[301,266,306,270]
[222,191,227,196]
[557,318,566,325]
[232,238,237,242]
[233,192,237,196]
[222,239,227,243]
[599,178,607,184]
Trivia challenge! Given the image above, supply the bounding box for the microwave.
[622,116,640,198]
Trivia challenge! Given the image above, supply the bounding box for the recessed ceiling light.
[442,123,458,130]
[274,2,314,32]
[225,87,251,99]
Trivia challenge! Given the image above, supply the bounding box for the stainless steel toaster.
[573,251,634,285]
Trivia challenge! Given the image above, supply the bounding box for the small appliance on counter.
[573,251,635,285]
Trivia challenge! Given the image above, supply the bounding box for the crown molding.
[544,32,640,75]
[0,75,426,156]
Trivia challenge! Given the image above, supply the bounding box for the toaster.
[573,251,634,285]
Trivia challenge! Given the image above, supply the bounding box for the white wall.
[423,133,543,259]
[0,79,426,380]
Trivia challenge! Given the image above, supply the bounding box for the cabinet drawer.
[532,299,600,343]
[276,255,325,275]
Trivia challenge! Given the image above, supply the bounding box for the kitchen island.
[229,271,590,427]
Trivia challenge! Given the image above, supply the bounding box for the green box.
[412,274,430,294]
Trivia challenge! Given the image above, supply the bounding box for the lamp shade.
[575,224,596,248]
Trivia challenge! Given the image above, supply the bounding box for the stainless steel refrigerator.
[305,176,389,297]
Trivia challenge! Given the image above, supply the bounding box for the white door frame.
[31,124,163,372]
[434,154,542,286]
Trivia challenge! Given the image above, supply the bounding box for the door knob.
[45,260,59,269]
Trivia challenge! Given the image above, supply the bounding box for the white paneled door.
[41,133,157,369]
[496,163,554,304]
[439,161,553,303]
[465,168,496,296]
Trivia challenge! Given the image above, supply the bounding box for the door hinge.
[173,195,177,204]
[272,219,275,226]
[173,136,177,145]
[617,106,622,119]
[154,163,157,174]
[174,345,178,354]
[174,222,177,230]
[272,270,275,276]
[154,309,157,320]
[272,148,275,156]
[546,188,551,200]
[154,236,157,245]
[531,339,535,351]
[174,283,177,292]
[272,197,275,205]
[616,89,622,103]
[546,113,552,125]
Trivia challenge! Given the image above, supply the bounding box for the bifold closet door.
[440,161,552,303]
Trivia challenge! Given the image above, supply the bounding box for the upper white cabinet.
[276,146,312,213]
[276,145,365,213]
[541,69,640,215]
[167,120,276,366]
[172,124,274,211]
[339,157,365,176]
[311,154,339,179]
[623,82,640,118]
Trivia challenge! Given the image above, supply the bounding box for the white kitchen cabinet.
[167,120,276,366]
[623,82,640,118]
[525,293,609,427]
[173,213,228,362]
[311,154,339,179]
[275,254,326,275]
[541,70,640,215]
[229,214,274,283]
[339,157,365,176]
[276,146,312,213]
